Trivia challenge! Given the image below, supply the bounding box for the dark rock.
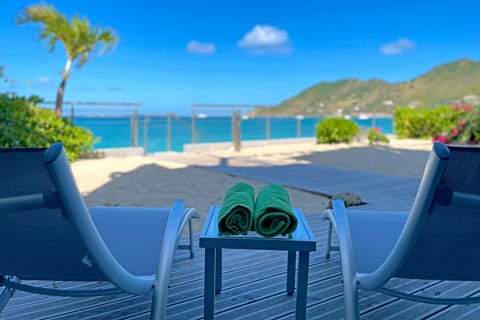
[328,191,363,208]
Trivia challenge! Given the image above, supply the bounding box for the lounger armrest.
[322,199,359,318]
[323,200,357,276]
[0,191,60,213]
[150,200,188,317]
[452,192,480,209]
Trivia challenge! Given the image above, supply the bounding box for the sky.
[1,0,480,115]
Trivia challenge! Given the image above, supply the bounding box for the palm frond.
[17,3,118,65]
[17,4,70,52]
[16,3,119,115]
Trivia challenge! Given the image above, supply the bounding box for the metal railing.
[38,101,394,154]
[40,101,142,148]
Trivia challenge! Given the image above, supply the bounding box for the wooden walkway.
[3,164,480,319]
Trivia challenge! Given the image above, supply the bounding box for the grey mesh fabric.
[0,148,105,281]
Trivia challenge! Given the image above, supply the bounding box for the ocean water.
[74,116,393,153]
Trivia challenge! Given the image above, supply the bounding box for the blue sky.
[1,0,480,115]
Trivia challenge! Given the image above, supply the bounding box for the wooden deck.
[3,163,480,319]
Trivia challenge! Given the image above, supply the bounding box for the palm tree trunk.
[55,59,72,117]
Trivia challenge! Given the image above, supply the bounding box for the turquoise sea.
[74,116,394,153]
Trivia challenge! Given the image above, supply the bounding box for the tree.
[17,3,118,116]
[0,66,6,82]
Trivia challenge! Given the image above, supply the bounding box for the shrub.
[0,94,96,160]
[395,104,480,145]
[432,104,480,145]
[394,106,460,139]
[316,118,359,143]
[367,127,389,145]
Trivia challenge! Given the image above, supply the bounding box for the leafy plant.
[432,104,480,144]
[367,127,389,145]
[394,106,462,139]
[395,104,480,145]
[316,118,359,143]
[0,93,96,160]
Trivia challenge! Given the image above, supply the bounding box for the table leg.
[215,248,222,294]
[296,251,310,320]
[204,248,215,320]
[287,250,296,295]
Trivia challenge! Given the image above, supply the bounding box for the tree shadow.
[82,163,222,234]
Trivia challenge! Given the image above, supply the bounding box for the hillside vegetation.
[252,59,480,116]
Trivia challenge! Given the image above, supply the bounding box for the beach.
[71,138,433,234]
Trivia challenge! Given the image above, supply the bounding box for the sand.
[71,138,433,233]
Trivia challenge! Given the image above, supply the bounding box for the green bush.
[394,106,462,139]
[316,118,359,143]
[367,127,389,144]
[0,94,96,160]
[433,104,480,144]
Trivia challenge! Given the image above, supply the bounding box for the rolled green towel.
[218,182,255,235]
[253,184,298,237]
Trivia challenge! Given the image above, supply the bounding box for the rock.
[327,191,363,208]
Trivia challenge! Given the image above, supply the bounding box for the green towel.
[253,184,298,237]
[218,182,255,235]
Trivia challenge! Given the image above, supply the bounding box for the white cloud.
[29,76,54,88]
[238,25,292,54]
[39,76,52,84]
[186,40,216,55]
[380,38,416,55]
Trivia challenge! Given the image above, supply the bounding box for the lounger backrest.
[396,144,480,281]
[0,147,106,281]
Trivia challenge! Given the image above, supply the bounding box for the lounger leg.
[287,250,296,295]
[188,217,195,258]
[204,248,216,320]
[0,276,16,313]
[296,251,310,320]
[151,267,171,320]
[326,220,333,259]
[176,215,198,258]
[215,249,222,294]
[343,276,360,320]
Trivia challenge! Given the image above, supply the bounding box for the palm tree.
[17,3,118,116]
[0,66,5,82]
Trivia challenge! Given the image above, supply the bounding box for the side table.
[199,206,316,319]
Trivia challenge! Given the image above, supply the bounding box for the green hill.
[251,59,480,116]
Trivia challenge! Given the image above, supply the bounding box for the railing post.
[191,109,196,144]
[131,117,134,146]
[296,115,303,138]
[266,117,271,140]
[131,108,139,147]
[232,112,242,152]
[167,114,172,151]
[143,116,148,155]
